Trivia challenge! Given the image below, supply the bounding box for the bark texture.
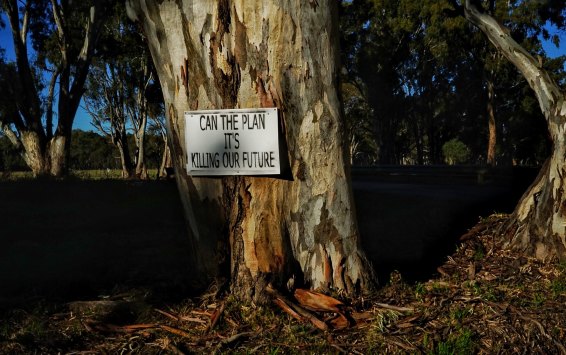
[464,0,566,261]
[127,0,375,300]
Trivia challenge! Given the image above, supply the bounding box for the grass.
[1,169,162,181]
[435,328,476,355]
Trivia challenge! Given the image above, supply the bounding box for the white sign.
[185,108,280,175]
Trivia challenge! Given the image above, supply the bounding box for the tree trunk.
[158,139,172,179]
[134,116,149,180]
[116,138,134,179]
[127,0,376,300]
[48,135,67,177]
[18,131,66,177]
[486,79,497,166]
[463,0,566,261]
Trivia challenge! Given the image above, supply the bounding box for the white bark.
[464,0,566,260]
[127,0,375,299]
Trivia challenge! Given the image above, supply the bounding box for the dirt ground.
[0,180,564,353]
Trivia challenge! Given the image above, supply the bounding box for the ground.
[0,176,564,353]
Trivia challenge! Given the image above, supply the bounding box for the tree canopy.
[340,0,565,166]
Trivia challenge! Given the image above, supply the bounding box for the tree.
[148,113,172,179]
[0,0,108,177]
[126,0,375,301]
[339,0,556,166]
[84,3,160,179]
[455,0,566,260]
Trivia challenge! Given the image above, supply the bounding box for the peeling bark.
[463,0,566,261]
[127,0,376,300]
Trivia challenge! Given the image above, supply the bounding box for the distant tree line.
[0,129,165,173]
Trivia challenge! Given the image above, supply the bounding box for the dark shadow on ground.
[353,166,539,284]
[0,180,196,307]
[0,167,539,306]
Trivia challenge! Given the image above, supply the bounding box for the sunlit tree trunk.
[127,0,376,301]
[463,0,566,260]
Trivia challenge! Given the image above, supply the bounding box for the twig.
[330,343,348,353]
[385,336,417,351]
[179,316,208,324]
[219,331,254,346]
[159,324,193,338]
[155,308,180,321]
[208,302,225,331]
[508,305,566,354]
[375,303,414,312]
[120,324,156,331]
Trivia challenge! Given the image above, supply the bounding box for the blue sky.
[0,14,565,132]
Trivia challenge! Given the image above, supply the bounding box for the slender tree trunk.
[134,131,149,180]
[463,0,566,260]
[127,0,376,300]
[158,140,172,179]
[116,133,134,178]
[486,79,497,166]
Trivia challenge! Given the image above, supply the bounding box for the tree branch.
[0,121,22,150]
[20,0,30,46]
[67,4,105,121]
[3,0,43,130]
[463,0,563,122]
[50,0,67,63]
[45,66,61,141]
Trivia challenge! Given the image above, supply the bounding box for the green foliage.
[434,328,476,355]
[551,262,566,298]
[0,134,27,172]
[340,0,564,166]
[442,139,470,165]
[70,130,118,170]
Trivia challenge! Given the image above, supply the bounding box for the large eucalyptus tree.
[454,0,566,260]
[126,0,375,301]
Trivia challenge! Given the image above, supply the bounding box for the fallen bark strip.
[155,308,180,321]
[266,286,329,331]
[159,324,193,338]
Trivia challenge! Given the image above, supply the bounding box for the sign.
[185,108,280,175]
